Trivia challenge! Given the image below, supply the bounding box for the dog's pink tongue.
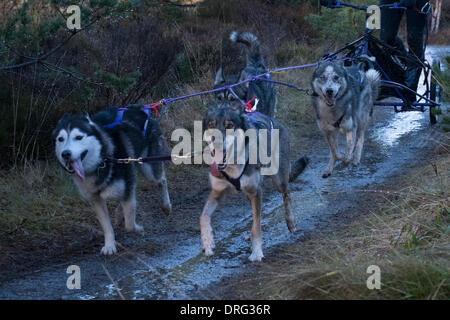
[71,158,85,181]
[210,161,219,177]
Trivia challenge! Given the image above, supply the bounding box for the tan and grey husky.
[200,103,308,261]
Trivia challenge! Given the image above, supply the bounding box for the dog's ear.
[59,113,70,122]
[214,67,225,86]
[82,110,90,120]
[238,70,250,88]
[82,110,95,125]
[55,113,70,126]
[316,58,328,68]
[52,113,70,139]
[202,105,216,131]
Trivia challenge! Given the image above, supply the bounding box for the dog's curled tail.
[365,69,381,101]
[230,31,264,69]
[289,156,309,183]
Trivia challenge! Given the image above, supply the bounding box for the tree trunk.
[430,0,442,35]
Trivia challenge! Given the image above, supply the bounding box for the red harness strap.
[145,101,162,118]
[245,97,256,113]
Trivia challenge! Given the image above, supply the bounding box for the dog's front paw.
[285,216,296,233]
[134,224,144,235]
[203,247,214,256]
[202,237,215,257]
[248,250,264,262]
[351,159,360,166]
[161,203,172,216]
[342,159,351,167]
[101,242,117,255]
[126,223,144,234]
[322,171,332,179]
[287,222,296,234]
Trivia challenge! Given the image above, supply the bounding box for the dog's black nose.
[326,89,334,97]
[61,150,72,160]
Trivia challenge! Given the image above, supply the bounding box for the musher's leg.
[404,3,427,103]
[380,0,403,47]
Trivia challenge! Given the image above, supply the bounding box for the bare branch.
[0,14,102,71]
[41,61,106,87]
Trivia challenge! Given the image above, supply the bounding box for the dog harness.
[212,110,274,191]
[102,104,160,136]
[219,158,249,191]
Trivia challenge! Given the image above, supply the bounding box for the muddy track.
[0,47,447,300]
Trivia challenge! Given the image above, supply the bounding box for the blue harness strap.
[102,108,126,128]
[142,106,151,136]
[102,107,152,136]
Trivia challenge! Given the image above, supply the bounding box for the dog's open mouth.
[324,96,336,106]
[65,150,88,181]
[210,148,227,177]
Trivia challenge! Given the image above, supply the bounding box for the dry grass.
[219,144,450,300]
[0,162,93,239]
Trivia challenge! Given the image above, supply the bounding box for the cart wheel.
[430,60,441,125]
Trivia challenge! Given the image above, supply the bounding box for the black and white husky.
[311,60,380,178]
[53,105,171,255]
[213,31,277,117]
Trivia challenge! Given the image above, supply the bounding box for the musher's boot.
[402,62,422,111]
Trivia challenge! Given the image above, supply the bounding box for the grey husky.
[53,105,171,255]
[213,31,277,117]
[311,60,380,178]
[200,103,308,261]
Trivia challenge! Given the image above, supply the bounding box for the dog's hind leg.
[158,169,172,215]
[141,163,172,215]
[272,175,296,233]
[352,128,366,166]
[246,187,264,262]
[91,197,117,255]
[121,191,144,234]
[282,192,296,233]
[200,189,224,256]
[343,127,357,167]
[323,131,339,178]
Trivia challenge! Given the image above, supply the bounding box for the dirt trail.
[0,47,448,300]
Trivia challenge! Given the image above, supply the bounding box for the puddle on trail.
[372,111,424,148]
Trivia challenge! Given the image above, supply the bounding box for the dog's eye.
[333,76,339,82]
[228,95,236,101]
[75,135,83,140]
[224,121,234,129]
[58,137,64,142]
[217,94,223,101]
[320,76,326,82]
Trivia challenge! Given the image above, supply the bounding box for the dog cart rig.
[319,0,441,124]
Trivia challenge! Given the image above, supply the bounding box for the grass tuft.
[217,146,450,300]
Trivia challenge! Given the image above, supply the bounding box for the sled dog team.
[53,31,380,261]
